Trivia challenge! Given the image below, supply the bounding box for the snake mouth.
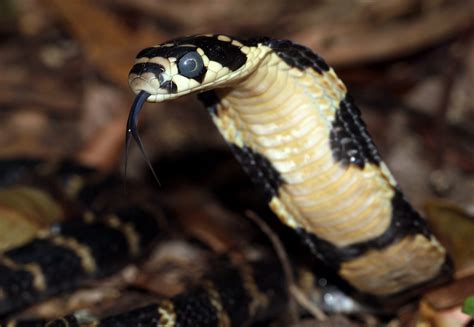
[128,75,158,95]
[128,62,177,97]
[128,73,172,97]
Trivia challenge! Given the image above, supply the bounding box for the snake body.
[46,258,286,327]
[0,160,164,316]
[0,34,454,326]
[0,160,287,326]
[127,34,452,300]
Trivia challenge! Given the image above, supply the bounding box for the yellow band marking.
[232,39,244,47]
[24,263,46,291]
[104,215,140,256]
[0,256,46,291]
[51,236,96,274]
[238,263,269,317]
[157,299,177,327]
[203,280,231,327]
[339,235,446,295]
[217,35,232,42]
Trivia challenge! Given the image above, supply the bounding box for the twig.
[245,210,327,321]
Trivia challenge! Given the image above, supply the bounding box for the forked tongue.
[125,90,161,186]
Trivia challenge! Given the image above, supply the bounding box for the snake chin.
[129,76,161,95]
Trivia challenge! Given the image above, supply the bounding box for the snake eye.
[178,51,204,78]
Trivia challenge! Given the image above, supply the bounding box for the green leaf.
[463,296,474,316]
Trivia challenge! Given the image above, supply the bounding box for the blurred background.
[0,0,473,325]
[0,0,472,208]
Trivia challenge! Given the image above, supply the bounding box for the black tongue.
[124,90,161,186]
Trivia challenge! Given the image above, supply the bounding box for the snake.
[126,34,452,301]
[0,34,454,326]
[0,159,287,326]
[0,159,165,316]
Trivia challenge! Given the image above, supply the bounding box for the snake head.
[126,35,265,183]
[128,34,260,103]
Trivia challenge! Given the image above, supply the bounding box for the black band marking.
[97,304,161,326]
[111,206,162,251]
[129,63,164,77]
[136,45,196,60]
[197,90,221,116]
[189,37,247,71]
[136,36,247,72]
[58,219,129,271]
[0,264,39,314]
[250,260,287,318]
[260,38,330,74]
[229,145,285,201]
[172,286,219,327]
[96,288,220,327]
[211,266,250,325]
[329,95,382,168]
[0,158,42,187]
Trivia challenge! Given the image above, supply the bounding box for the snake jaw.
[124,90,161,186]
[128,74,161,96]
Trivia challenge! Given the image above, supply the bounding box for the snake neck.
[209,51,448,296]
[213,50,398,247]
